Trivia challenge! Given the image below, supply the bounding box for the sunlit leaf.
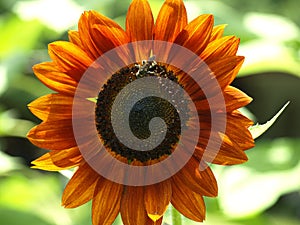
[13,0,83,32]
[162,205,183,225]
[239,41,300,76]
[112,214,123,225]
[249,102,290,139]
[59,168,76,179]
[203,212,268,225]
[216,138,300,218]
[0,64,8,96]
[236,13,300,77]
[0,170,92,225]
[0,151,23,174]
[218,163,300,218]
[86,97,97,103]
[0,110,36,138]
[239,107,256,122]
[245,138,300,172]
[0,16,43,58]
[0,208,54,225]
[244,13,300,41]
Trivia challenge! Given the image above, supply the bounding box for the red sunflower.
[27,0,255,224]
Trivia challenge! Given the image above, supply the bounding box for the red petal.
[121,186,157,225]
[201,36,240,63]
[28,94,73,121]
[126,0,154,59]
[92,178,123,225]
[173,157,218,197]
[210,24,227,41]
[33,62,77,95]
[171,179,206,222]
[174,14,213,55]
[27,119,76,150]
[62,162,98,208]
[154,0,187,42]
[48,41,93,81]
[144,180,171,222]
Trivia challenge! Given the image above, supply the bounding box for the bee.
[135,55,157,78]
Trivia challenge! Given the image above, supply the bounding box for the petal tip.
[148,213,163,222]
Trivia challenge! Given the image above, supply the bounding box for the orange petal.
[179,57,244,101]
[226,111,255,150]
[201,36,240,63]
[208,56,244,89]
[195,130,248,165]
[154,218,163,225]
[224,86,252,111]
[121,186,156,225]
[62,162,98,208]
[210,24,227,41]
[154,0,187,42]
[226,122,255,151]
[173,157,218,197]
[31,150,81,171]
[230,110,254,127]
[171,179,206,222]
[28,94,73,121]
[68,30,84,49]
[177,72,205,102]
[193,85,252,113]
[126,0,154,59]
[48,41,93,81]
[89,10,129,54]
[174,14,213,55]
[86,10,134,67]
[78,11,101,59]
[49,147,82,168]
[144,180,171,222]
[193,93,224,113]
[27,119,76,150]
[126,0,154,41]
[33,62,77,95]
[92,178,123,225]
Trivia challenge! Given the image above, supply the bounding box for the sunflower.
[27,0,255,224]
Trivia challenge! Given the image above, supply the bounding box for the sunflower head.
[27,0,254,224]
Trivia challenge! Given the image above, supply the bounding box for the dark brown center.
[95,60,189,163]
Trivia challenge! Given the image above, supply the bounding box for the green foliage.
[0,0,299,225]
[249,102,290,139]
[216,138,300,219]
[0,153,92,225]
[0,16,43,58]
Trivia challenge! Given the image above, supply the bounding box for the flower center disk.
[95,60,189,163]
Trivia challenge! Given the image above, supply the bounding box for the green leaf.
[216,138,300,218]
[162,205,207,225]
[172,206,182,225]
[245,138,300,172]
[112,214,123,225]
[59,169,76,180]
[218,160,300,218]
[86,97,98,103]
[239,41,300,77]
[0,110,36,138]
[0,170,92,225]
[249,102,290,139]
[0,151,23,174]
[0,208,54,225]
[13,0,82,32]
[243,13,300,41]
[0,16,43,58]
[0,63,8,96]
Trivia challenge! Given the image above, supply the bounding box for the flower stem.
[171,206,182,225]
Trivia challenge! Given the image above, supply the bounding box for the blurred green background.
[0,0,299,224]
